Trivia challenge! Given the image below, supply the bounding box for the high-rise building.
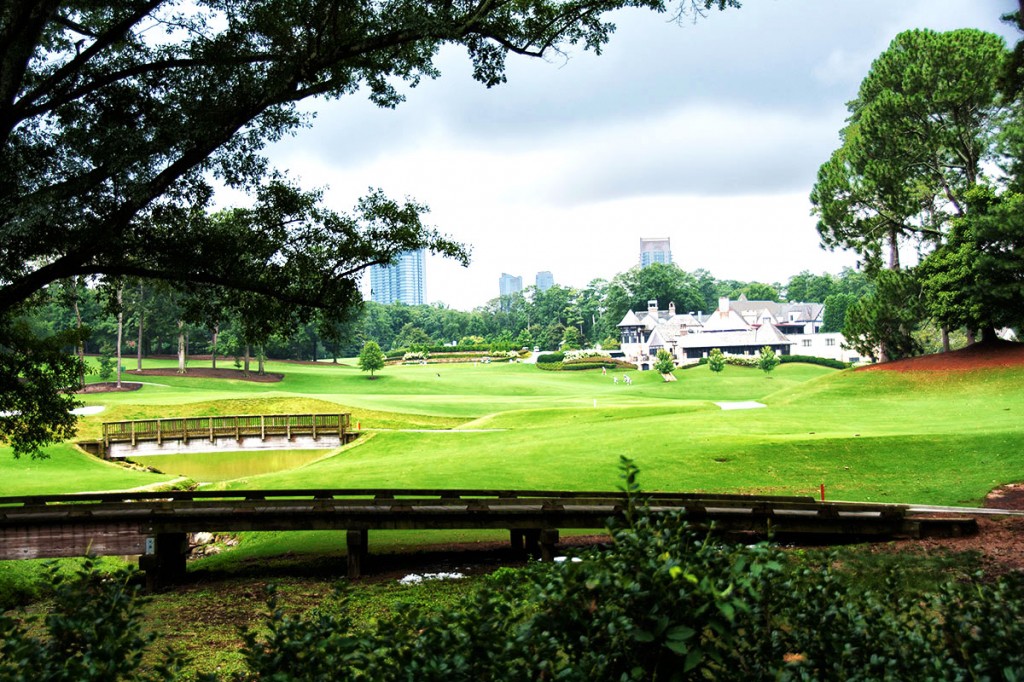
[640,238,672,268]
[535,271,554,292]
[499,272,523,298]
[369,249,426,305]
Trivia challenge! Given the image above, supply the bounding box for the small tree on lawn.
[561,326,583,350]
[708,348,725,374]
[359,341,385,379]
[654,348,675,376]
[758,345,780,376]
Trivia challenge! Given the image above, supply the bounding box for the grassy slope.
[207,362,1023,507]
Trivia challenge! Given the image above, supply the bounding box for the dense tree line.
[24,266,871,364]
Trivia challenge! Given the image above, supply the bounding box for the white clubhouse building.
[618,295,861,370]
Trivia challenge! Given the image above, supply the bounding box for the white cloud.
[252,0,1019,310]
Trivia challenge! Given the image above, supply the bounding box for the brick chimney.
[718,296,730,314]
[668,302,676,316]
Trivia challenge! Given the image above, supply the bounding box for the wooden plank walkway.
[94,413,351,458]
[0,489,978,587]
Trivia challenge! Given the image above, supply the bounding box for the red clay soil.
[857,339,1024,372]
[77,381,143,393]
[126,367,284,382]
[877,484,1024,576]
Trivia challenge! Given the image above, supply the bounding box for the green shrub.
[96,347,116,381]
[0,558,182,681]
[654,348,675,374]
[780,354,852,369]
[758,346,779,375]
[536,352,565,364]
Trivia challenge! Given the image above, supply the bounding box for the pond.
[134,449,336,482]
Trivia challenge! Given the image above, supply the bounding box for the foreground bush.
[0,558,182,682]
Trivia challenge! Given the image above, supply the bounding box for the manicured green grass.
[0,443,178,496]
[7,358,1024,503]
[197,362,1023,507]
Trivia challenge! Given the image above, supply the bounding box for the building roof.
[700,307,749,333]
[676,329,793,350]
[617,310,642,327]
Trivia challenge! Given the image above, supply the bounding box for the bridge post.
[539,529,559,562]
[523,529,540,557]
[346,529,368,579]
[139,532,188,591]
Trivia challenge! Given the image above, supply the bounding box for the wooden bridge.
[0,488,978,588]
[88,413,352,458]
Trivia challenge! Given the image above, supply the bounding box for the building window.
[826,338,836,347]
[802,339,812,348]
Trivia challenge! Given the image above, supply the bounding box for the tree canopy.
[0,0,739,455]
[811,25,1022,360]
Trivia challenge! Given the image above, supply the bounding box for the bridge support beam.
[347,529,368,579]
[519,529,559,560]
[139,532,188,591]
[539,529,559,562]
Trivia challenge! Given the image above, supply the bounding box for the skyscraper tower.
[369,249,426,305]
[535,271,554,292]
[499,272,523,297]
[639,238,672,268]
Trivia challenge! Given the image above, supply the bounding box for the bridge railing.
[101,413,350,449]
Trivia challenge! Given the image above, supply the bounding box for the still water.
[135,449,336,481]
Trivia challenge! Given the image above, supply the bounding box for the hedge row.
[780,354,853,369]
[682,355,851,370]
[386,345,515,359]
[537,359,635,372]
[536,352,564,364]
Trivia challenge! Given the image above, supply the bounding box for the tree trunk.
[116,284,123,389]
[967,329,977,345]
[941,326,950,353]
[244,343,251,375]
[888,226,900,271]
[257,344,266,376]
[177,320,186,374]
[211,323,219,370]
[73,280,85,388]
[136,282,144,371]
[877,226,901,364]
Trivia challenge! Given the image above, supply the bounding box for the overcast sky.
[264,0,1017,310]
